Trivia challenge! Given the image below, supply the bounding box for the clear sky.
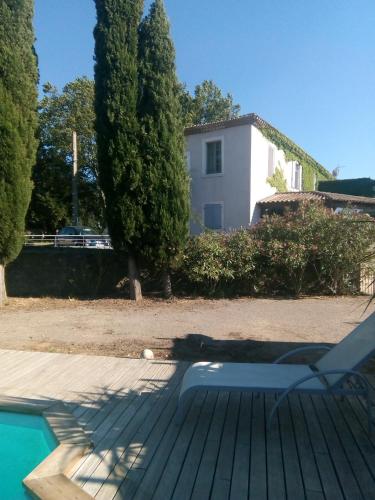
[34,0,375,179]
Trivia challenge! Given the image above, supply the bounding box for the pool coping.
[0,397,93,499]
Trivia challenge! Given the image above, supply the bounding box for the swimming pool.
[0,411,57,499]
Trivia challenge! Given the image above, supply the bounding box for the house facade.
[185,114,331,234]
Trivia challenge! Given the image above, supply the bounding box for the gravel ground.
[0,296,373,365]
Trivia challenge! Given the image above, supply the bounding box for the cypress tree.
[138,0,190,297]
[94,0,145,301]
[0,0,38,306]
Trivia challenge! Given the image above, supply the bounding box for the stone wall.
[6,247,126,297]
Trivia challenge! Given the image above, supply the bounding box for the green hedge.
[177,204,375,297]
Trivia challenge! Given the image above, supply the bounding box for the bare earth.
[0,296,374,365]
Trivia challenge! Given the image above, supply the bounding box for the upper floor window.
[292,162,302,190]
[205,140,223,175]
[268,146,275,177]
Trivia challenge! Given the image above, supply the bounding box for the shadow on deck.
[0,341,375,499]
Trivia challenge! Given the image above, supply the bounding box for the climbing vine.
[258,121,333,190]
[267,166,288,192]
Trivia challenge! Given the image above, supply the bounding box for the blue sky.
[34,0,375,179]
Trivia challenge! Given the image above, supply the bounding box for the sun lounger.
[177,312,375,432]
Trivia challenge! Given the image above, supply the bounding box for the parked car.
[55,226,111,248]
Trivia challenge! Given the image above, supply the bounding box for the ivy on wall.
[267,166,288,192]
[258,122,333,191]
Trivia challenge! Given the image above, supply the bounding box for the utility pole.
[72,131,79,225]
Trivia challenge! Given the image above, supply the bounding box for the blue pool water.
[0,411,57,499]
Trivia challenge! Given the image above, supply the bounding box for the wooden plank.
[336,397,375,478]
[288,394,323,499]
[73,362,169,493]
[154,392,219,500]
[210,392,241,500]
[115,365,188,500]
[312,396,363,499]
[190,392,230,500]
[324,396,375,498]
[249,394,267,500]
[132,391,207,500]
[74,357,141,424]
[68,359,157,480]
[3,349,375,500]
[278,395,305,499]
[264,393,286,500]
[0,351,56,388]
[301,395,344,500]
[170,391,218,500]
[91,363,186,499]
[229,392,252,500]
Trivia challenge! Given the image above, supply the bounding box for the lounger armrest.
[273,345,332,364]
[269,369,372,433]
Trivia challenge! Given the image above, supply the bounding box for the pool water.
[0,411,57,499]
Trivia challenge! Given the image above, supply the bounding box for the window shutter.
[268,147,275,177]
[204,204,223,230]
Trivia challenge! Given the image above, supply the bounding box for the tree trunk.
[162,270,173,299]
[128,255,142,301]
[0,264,7,308]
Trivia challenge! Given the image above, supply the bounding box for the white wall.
[249,126,302,224]
[249,125,276,224]
[186,123,303,232]
[186,124,252,234]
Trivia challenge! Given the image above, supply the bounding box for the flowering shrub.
[178,203,375,297]
[180,232,232,294]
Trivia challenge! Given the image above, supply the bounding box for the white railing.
[24,234,112,249]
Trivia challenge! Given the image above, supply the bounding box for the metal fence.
[24,234,112,249]
[360,265,375,296]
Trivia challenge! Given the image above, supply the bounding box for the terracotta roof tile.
[258,191,375,205]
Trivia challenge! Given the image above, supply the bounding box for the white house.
[185,113,329,234]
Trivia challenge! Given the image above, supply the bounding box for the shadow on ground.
[3,333,375,499]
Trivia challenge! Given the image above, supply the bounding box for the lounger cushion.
[315,311,375,387]
[180,362,325,398]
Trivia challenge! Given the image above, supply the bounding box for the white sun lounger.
[177,312,375,432]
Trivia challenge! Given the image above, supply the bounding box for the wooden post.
[72,131,79,225]
[0,264,7,307]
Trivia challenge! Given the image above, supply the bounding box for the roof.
[185,113,262,135]
[184,113,329,178]
[258,191,375,206]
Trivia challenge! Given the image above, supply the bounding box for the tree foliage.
[138,0,189,272]
[28,74,237,234]
[0,0,38,264]
[27,78,105,232]
[180,80,241,126]
[94,0,145,253]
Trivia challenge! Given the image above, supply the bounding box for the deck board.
[0,349,375,499]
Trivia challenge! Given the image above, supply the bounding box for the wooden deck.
[0,349,375,499]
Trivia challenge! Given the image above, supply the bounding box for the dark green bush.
[178,203,375,297]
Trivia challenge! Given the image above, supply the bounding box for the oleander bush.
[178,203,375,297]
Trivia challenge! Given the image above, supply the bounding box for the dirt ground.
[0,296,374,365]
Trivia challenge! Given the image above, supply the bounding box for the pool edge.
[0,398,93,500]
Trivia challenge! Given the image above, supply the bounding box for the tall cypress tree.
[0,0,38,306]
[138,0,190,297]
[94,0,144,301]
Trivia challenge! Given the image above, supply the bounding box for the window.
[204,203,223,230]
[292,162,302,190]
[206,140,222,175]
[268,146,275,177]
